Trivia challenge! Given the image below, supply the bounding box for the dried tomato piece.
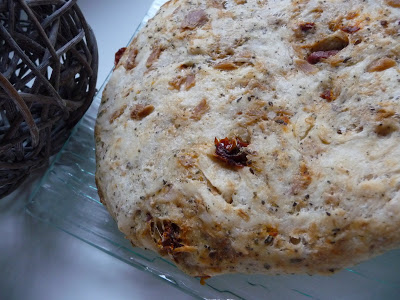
[299,22,315,31]
[214,137,250,168]
[267,227,279,237]
[307,50,339,64]
[320,89,336,102]
[341,25,361,33]
[114,47,126,66]
[181,10,209,30]
[159,222,183,253]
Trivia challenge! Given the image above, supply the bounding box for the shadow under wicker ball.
[0,0,98,198]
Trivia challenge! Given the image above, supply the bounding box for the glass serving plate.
[27,1,400,299]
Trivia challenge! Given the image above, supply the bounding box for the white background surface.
[0,1,191,299]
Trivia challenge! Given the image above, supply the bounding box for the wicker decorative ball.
[0,0,98,197]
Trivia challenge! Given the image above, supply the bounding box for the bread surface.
[95,0,400,276]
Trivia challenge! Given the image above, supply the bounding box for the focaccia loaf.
[95,0,400,276]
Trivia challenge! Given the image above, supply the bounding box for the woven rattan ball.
[0,0,98,198]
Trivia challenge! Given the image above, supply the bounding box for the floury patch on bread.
[95,0,400,276]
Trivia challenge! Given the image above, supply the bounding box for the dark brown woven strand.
[0,0,98,197]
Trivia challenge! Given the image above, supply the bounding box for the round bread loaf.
[95,0,400,276]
